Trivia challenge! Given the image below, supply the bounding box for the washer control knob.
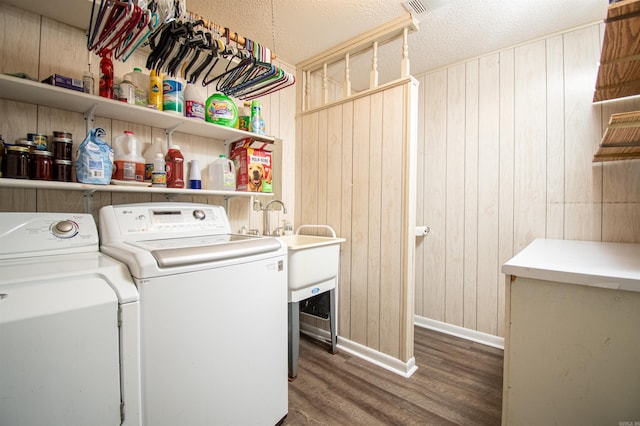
[193,209,206,220]
[52,220,78,238]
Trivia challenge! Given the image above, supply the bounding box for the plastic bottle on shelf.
[149,69,163,110]
[143,137,166,182]
[119,78,135,104]
[250,100,265,135]
[208,154,236,190]
[82,69,94,95]
[189,159,202,189]
[113,131,145,182]
[131,68,149,106]
[163,77,185,114]
[165,145,184,188]
[238,101,251,131]
[99,52,114,99]
[151,153,166,187]
[184,82,205,120]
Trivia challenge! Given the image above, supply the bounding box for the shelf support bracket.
[83,189,96,214]
[224,195,231,212]
[84,104,98,135]
[165,122,183,149]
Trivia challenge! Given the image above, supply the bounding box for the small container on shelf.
[54,159,73,182]
[53,137,73,160]
[30,150,53,180]
[5,146,30,179]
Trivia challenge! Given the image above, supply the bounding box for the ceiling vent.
[402,0,428,15]
[402,0,450,14]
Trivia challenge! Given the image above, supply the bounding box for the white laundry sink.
[279,235,345,293]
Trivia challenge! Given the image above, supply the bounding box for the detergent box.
[229,138,273,193]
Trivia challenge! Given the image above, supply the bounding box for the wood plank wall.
[414,23,640,338]
[296,79,417,362]
[0,3,296,233]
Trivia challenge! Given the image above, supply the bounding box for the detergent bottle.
[112,131,145,182]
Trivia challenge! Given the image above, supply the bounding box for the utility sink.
[278,234,345,301]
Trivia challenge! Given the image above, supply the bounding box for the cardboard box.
[230,138,273,192]
[42,74,84,92]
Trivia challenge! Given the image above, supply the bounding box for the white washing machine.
[99,202,288,426]
[0,212,141,426]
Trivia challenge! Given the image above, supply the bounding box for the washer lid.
[147,235,282,267]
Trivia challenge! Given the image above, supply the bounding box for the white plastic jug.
[208,154,236,190]
[113,131,145,182]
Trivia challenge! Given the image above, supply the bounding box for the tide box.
[230,138,273,193]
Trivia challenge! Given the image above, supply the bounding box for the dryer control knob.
[52,220,78,238]
[193,209,206,220]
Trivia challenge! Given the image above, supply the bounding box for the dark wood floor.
[284,326,503,425]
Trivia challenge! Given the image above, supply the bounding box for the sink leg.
[288,301,299,379]
[329,288,337,354]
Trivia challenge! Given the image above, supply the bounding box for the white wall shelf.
[0,178,271,199]
[0,74,274,143]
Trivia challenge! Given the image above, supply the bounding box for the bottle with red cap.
[165,145,184,188]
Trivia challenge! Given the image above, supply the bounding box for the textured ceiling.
[187,0,607,89]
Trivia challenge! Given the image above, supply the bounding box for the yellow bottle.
[149,69,163,111]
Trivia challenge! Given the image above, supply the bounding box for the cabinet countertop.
[502,238,640,292]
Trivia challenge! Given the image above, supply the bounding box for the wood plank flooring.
[284,326,503,425]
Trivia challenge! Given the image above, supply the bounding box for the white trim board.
[300,323,418,378]
[414,316,505,350]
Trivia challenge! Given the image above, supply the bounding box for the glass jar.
[30,150,53,180]
[53,137,73,160]
[54,159,73,182]
[5,146,30,179]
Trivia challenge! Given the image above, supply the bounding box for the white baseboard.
[414,315,504,350]
[300,323,418,378]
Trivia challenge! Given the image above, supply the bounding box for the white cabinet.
[501,239,640,425]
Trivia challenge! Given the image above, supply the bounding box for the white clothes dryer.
[99,202,288,426]
[0,212,141,426]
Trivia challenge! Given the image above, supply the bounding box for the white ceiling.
[187,0,607,89]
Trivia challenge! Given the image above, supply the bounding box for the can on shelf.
[30,150,54,180]
[27,133,48,150]
[5,145,30,179]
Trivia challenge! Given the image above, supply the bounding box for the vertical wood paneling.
[367,92,383,349]
[545,35,566,239]
[350,96,371,346]
[300,113,319,226]
[416,23,640,340]
[497,49,515,338]
[379,85,404,357]
[414,75,427,318]
[476,54,500,335]
[463,60,479,331]
[317,109,329,229]
[298,80,416,361]
[563,25,603,241]
[445,64,466,327]
[422,69,448,323]
[339,101,354,339]
[513,40,547,253]
[0,3,40,77]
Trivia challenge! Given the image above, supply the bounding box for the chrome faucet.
[257,199,287,236]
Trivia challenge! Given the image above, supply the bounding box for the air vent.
[402,0,428,14]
